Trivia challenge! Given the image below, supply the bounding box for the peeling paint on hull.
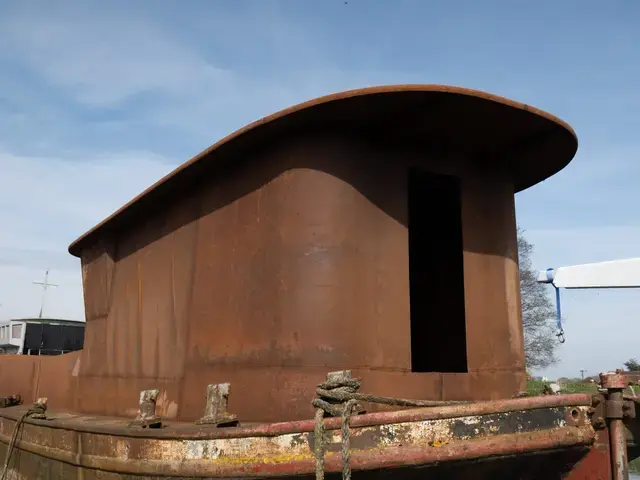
[0,395,600,478]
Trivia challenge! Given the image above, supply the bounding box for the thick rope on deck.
[312,372,469,480]
[0,402,46,480]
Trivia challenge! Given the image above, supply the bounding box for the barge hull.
[0,395,604,479]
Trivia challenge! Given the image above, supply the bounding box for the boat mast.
[33,269,59,319]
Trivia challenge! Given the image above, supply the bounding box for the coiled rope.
[0,401,47,480]
[312,371,469,480]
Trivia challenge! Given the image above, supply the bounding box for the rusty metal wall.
[0,137,526,423]
[44,132,523,423]
[0,351,79,409]
[461,170,525,374]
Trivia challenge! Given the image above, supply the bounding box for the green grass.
[526,379,599,396]
[526,378,639,396]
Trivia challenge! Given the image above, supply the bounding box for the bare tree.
[518,228,559,370]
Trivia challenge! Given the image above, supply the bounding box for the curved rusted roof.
[68,84,578,257]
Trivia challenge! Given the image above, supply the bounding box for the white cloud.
[1,7,232,108]
[0,3,360,324]
[0,149,176,322]
[0,150,175,236]
[0,2,426,142]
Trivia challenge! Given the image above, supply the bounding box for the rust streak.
[0,425,595,477]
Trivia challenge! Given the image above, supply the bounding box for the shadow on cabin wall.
[67,89,536,421]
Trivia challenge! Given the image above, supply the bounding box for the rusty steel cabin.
[63,85,578,424]
[0,86,578,426]
[9,85,639,480]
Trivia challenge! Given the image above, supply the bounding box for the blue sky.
[0,0,638,378]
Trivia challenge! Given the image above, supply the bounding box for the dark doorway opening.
[408,168,468,373]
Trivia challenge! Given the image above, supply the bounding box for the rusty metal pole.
[600,372,629,480]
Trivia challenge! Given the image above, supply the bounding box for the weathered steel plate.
[0,396,595,478]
